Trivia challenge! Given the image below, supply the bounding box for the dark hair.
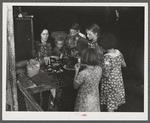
[86,23,100,37]
[70,23,80,31]
[40,28,48,34]
[98,32,117,50]
[81,48,100,66]
[37,27,49,41]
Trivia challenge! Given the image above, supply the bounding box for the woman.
[98,32,126,112]
[74,48,102,112]
[34,28,56,110]
[69,23,86,39]
[86,23,103,60]
[34,28,52,67]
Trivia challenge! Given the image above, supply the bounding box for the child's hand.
[74,63,80,71]
[74,63,81,72]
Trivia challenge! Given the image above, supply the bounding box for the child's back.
[74,65,102,112]
[100,49,126,111]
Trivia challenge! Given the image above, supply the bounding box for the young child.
[98,32,127,112]
[52,36,65,58]
[73,48,102,112]
[64,35,79,58]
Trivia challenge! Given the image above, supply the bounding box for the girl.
[64,35,79,58]
[52,36,65,58]
[74,48,102,112]
[98,32,126,112]
[86,23,103,60]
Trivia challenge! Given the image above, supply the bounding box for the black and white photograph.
[2,2,148,120]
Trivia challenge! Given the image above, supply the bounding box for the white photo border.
[2,2,148,121]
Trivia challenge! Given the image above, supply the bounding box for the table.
[17,69,74,111]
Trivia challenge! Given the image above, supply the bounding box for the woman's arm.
[121,61,127,67]
[73,63,81,89]
[120,54,127,67]
[73,70,81,89]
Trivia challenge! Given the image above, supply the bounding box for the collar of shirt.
[88,41,97,47]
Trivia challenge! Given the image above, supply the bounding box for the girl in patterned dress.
[74,48,102,112]
[98,32,127,112]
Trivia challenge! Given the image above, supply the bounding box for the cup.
[78,57,81,63]
[44,57,49,65]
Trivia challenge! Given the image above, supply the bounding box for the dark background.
[0,0,149,120]
[13,6,144,38]
[13,6,144,81]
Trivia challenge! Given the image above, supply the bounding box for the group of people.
[33,23,127,112]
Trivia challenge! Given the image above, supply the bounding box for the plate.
[63,65,75,70]
[50,56,59,59]
[53,63,60,66]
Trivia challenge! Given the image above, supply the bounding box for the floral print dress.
[100,49,126,111]
[35,41,52,62]
[74,66,102,112]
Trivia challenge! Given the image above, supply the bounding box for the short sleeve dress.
[100,49,126,111]
[74,66,102,112]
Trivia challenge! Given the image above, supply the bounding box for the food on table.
[53,63,60,66]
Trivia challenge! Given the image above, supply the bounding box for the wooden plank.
[27,85,54,94]
[7,5,18,111]
[17,81,43,111]
[18,73,55,94]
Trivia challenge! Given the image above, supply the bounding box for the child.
[98,32,127,112]
[86,23,103,60]
[73,48,102,112]
[64,35,79,58]
[52,36,65,58]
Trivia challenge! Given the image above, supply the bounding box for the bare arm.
[73,63,81,89]
[121,54,127,67]
[73,70,81,89]
[121,61,127,67]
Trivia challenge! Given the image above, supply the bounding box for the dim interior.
[6,5,145,114]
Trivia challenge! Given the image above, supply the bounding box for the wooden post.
[7,5,18,111]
